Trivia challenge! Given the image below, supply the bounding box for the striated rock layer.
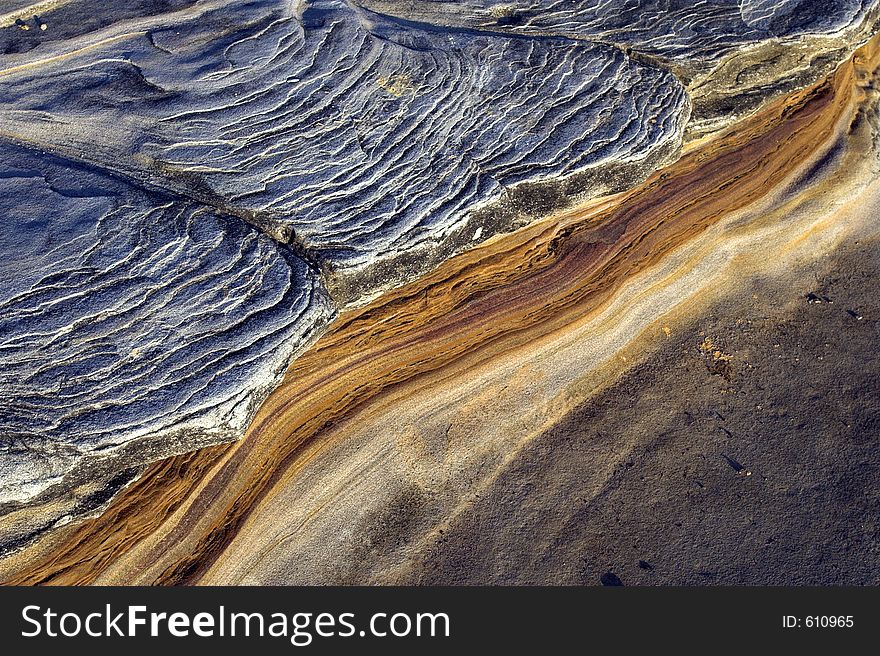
[361,0,880,136]
[0,0,698,537]
[2,16,879,584]
[0,1,692,297]
[0,142,333,551]
[360,0,875,63]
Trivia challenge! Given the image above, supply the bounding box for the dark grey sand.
[403,237,880,585]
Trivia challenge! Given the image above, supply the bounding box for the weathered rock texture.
[0,1,878,581]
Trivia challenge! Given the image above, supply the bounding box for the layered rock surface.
[0,0,878,565]
[1,0,690,294]
[0,0,689,539]
[0,142,331,518]
[360,1,874,60]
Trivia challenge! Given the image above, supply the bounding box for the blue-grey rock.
[0,0,689,292]
[358,0,875,63]
[0,143,332,506]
